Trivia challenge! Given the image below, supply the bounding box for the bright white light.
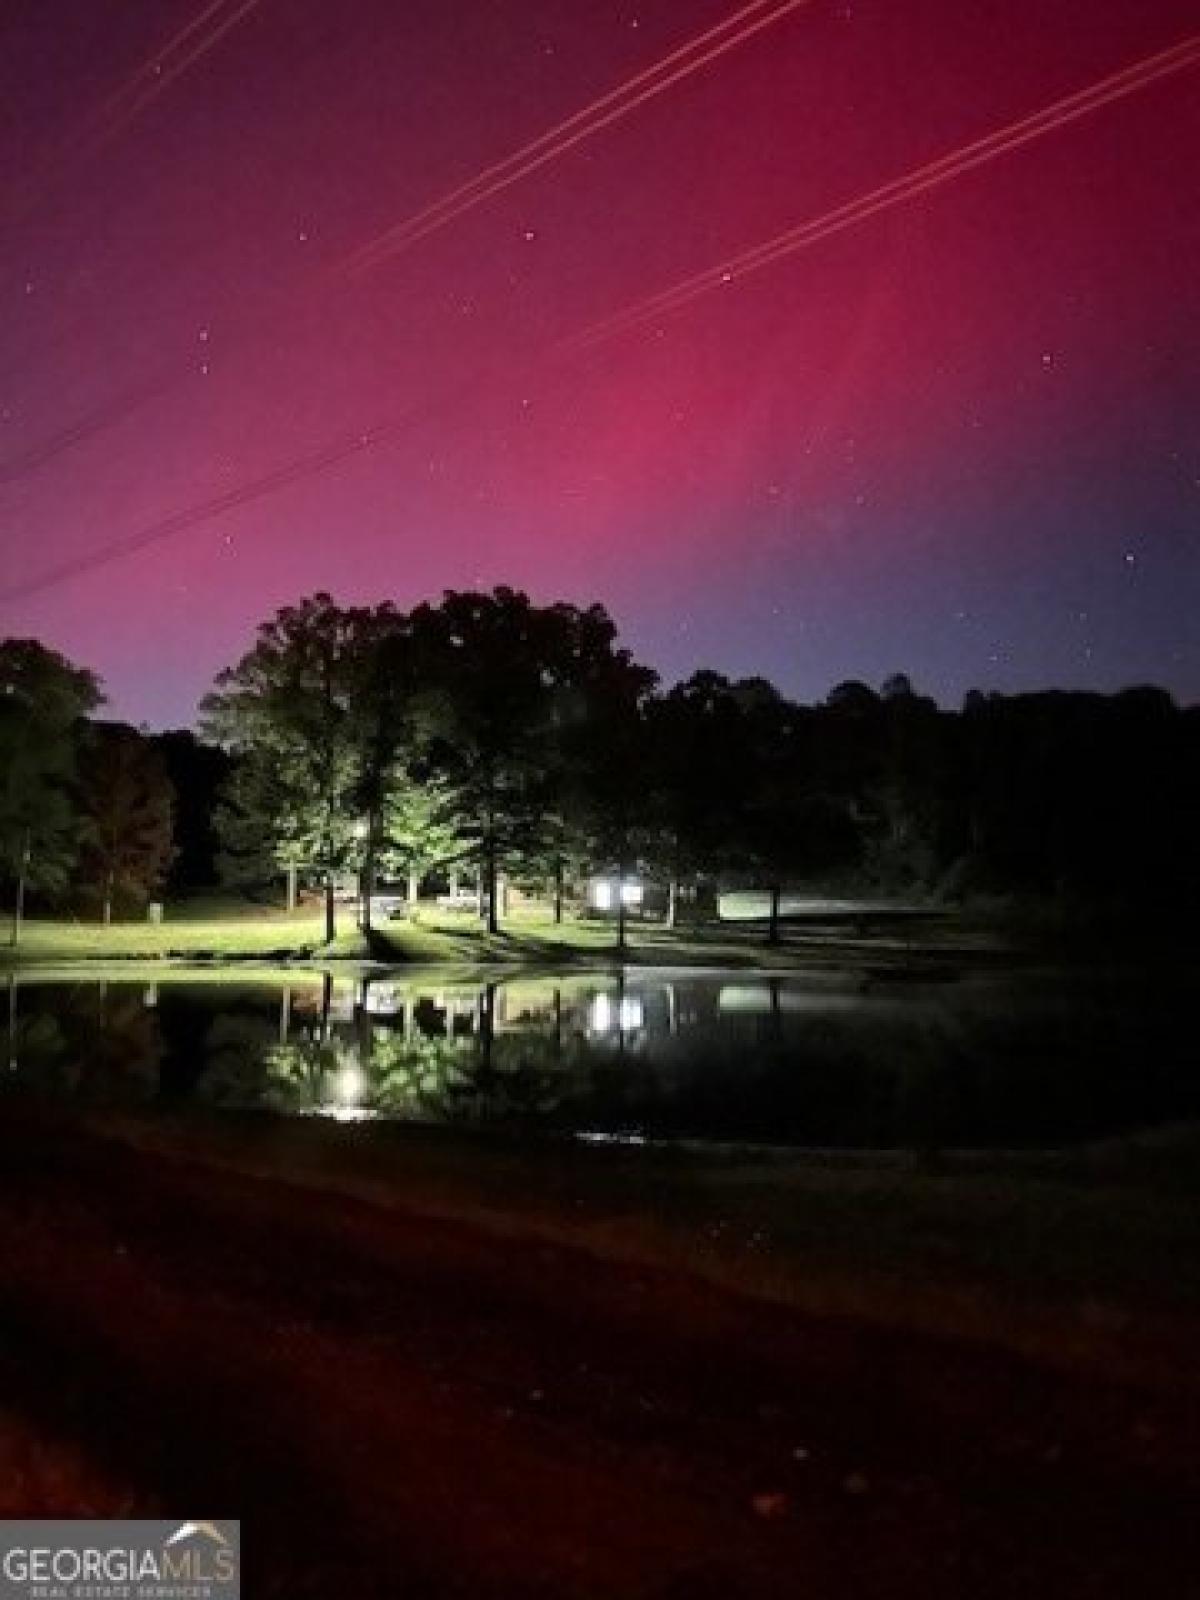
[619,995,644,1030]
[333,1062,366,1107]
[591,877,643,909]
[589,991,644,1033]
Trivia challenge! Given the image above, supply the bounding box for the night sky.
[1,0,1197,728]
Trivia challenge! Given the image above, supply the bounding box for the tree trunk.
[355,979,372,1053]
[769,976,782,1029]
[616,864,628,955]
[665,878,679,930]
[484,846,498,935]
[102,871,114,926]
[7,974,17,1072]
[285,863,298,913]
[553,860,564,924]
[480,981,496,1073]
[407,870,419,913]
[320,971,333,1042]
[10,830,30,947]
[359,845,374,935]
[767,884,782,946]
[324,874,337,944]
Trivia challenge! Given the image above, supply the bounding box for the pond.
[3,967,1195,1151]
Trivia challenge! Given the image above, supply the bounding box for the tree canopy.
[0,640,102,941]
[78,723,176,922]
[4,597,1197,945]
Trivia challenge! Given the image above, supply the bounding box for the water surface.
[4,967,1194,1150]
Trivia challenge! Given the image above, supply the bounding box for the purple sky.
[1,0,1197,727]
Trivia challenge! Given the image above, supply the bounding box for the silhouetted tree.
[212,752,309,907]
[413,589,655,935]
[342,604,425,932]
[202,594,360,942]
[152,730,231,891]
[78,723,175,922]
[0,639,101,943]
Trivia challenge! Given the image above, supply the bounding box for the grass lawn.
[1,894,957,970]
[0,900,330,965]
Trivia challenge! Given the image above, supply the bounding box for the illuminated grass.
[0,896,952,970]
[0,907,329,966]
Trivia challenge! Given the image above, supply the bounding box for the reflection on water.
[3,967,1196,1150]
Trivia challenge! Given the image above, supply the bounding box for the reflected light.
[334,1061,366,1107]
[589,991,645,1033]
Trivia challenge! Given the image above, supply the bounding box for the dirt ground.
[1,1107,1198,1598]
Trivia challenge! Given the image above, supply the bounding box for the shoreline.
[9,1095,1200,1385]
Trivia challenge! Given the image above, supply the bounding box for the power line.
[335,0,811,278]
[0,350,540,606]
[8,0,265,218]
[0,0,811,489]
[562,35,1200,350]
[2,34,1195,610]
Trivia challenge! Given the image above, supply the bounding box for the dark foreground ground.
[2,1107,1199,1598]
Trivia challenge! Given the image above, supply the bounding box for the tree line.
[2,588,1197,944]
